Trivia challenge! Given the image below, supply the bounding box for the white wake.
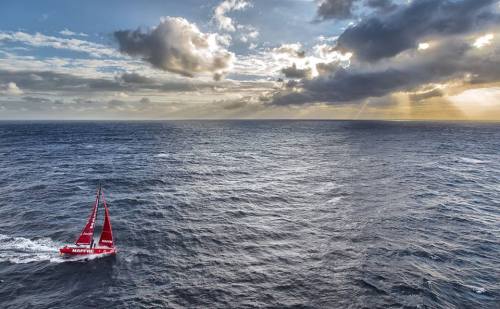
[0,234,65,264]
[0,234,115,264]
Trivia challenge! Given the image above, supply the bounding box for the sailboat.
[59,184,116,256]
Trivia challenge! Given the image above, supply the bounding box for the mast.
[90,183,101,248]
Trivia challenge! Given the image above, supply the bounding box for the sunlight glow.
[449,87,500,120]
[418,42,430,50]
[473,34,494,49]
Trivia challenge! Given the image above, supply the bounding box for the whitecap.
[326,196,343,205]
[154,153,170,158]
[459,157,486,164]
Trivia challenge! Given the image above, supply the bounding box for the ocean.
[0,120,498,308]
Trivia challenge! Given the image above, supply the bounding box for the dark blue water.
[0,121,499,308]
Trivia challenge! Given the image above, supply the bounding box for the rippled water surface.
[0,121,499,308]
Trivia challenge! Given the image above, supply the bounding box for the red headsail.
[98,191,114,247]
[75,187,100,246]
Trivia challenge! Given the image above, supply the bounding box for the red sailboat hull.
[59,246,116,256]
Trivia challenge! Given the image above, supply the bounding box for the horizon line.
[1,118,500,123]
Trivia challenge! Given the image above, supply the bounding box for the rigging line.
[91,184,101,248]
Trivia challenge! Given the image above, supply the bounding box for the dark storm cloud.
[114,17,234,79]
[274,0,500,106]
[285,80,300,89]
[266,39,500,105]
[316,0,358,20]
[281,64,312,79]
[365,0,396,12]
[336,0,498,62]
[315,0,396,21]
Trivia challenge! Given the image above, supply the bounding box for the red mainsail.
[98,191,114,247]
[75,187,100,246]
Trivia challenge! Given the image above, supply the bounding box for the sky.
[0,0,500,120]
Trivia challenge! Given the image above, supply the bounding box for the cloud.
[272,43,306,58]
[316,0,358,20]
[315,0,397,21]
[22,96,53,103]
[0,69,209,94]
[238,25,259,43]
[409,88,444,102]
[0,82,23,95]
[212,1,259,47]
[265,34,500,105]
[281,63,312,79]
[107,99,127,109]
[59,29,88,37]
[336,0,499,62]
[234,41,351,80]
[213,0,251,32]
[119,72,154,84]
[114,17,235,79]
[473,33,495,48]
[365,0,397,12]
[0,31,115,57]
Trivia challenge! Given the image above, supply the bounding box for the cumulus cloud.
[336,0,499,62]
[213,0,251,32]
[114,17,234,80]
[238,25,259,43]
[0,82,23,95]
[281,63,313,79]
[272,43,306,58]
